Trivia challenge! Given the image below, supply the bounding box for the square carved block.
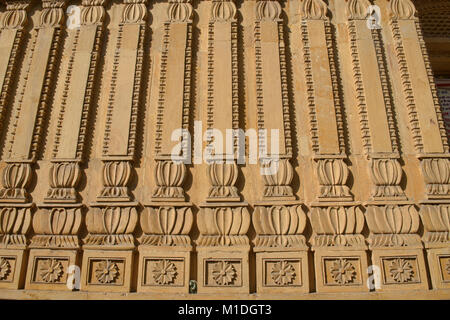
[137,247,191,293]
[314,249,369,293]
[425,248,450,289]
[25,249,79,291]
[197,248,249,294]
[0,249,28,289]
[81,249,134,292]
[371,248,429,291]
[256,251,309,294]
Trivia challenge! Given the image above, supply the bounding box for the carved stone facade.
[0,0,449,298]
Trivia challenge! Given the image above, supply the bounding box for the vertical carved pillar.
[0,0,66,290]
[81,0,147,292]
[197,0,250,294]
[138,0,193,293]
[0,1,30,135]
[252,0,309,293]
[389,0,450,289]
[26,0,108,291]
[345,0,427,292]
[300,0,368,293]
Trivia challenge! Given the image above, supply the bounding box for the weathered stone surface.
[0,0,448,298]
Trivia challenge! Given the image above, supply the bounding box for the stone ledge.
[0,289,449,300]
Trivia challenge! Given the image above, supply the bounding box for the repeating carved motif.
[197,206,250,247]
[167,0,192,23]
[85,206,137,246]
[0,0,447,297]
[346,0,370,20]
[45,162,81,202]
[0,163,31,201]
[99,161,131,200]
[390,21,423,153]
[211,261,236,285]
[255,0,281,21]
[80,0,106,25]
[153,260,177,285]
[369,158,406,199]
[300,0,327,20]
[122,0,147,24]
[140,206,193,246]
[329,258,356,285]
[315,159,352,200]
[270,260,296,285]
[0,258,11,280]
[39,258,64,283]
[366,205,421,247]
[420,205,450,244]
[0,1,31,143]
[260,159,294,198]
[253,205,307,248]
[152,161,186,200]
[1,0,30,29]
[420,157,450,198]
[254,0,293,157]
[301,0,350,204]
[31,207,82,248]
[389,0,416,20]
[0,207,31,246]
[39,0,66,28]
[388,258,414,283]
[414,17,450,153]
[310,206,365,248]
[102,1,146,157]
[389,0,449,158]
[211,0,236,22]
[95,260,119,284]
[207,161,240,200]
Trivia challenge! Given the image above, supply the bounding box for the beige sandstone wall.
[0,0,449,298]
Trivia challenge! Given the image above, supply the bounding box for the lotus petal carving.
[366,205,419,235]
[389,0,416,20]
